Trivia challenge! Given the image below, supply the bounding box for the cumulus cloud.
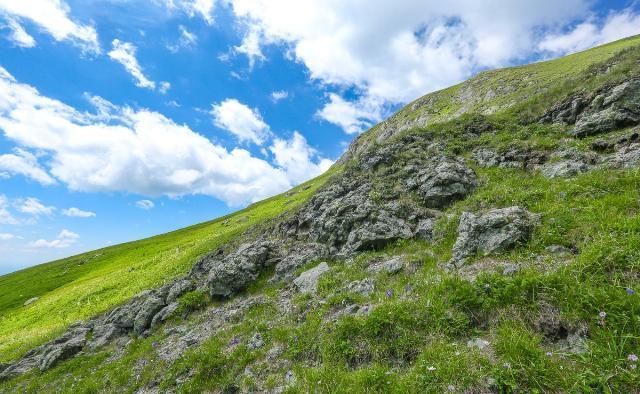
[62,207,96,218]
[2,18,36,48]
[108,39,158,90]
[16,197,55,217]
[269,131,333,184]
[211,98,270,144]
[136,199,155,210]
[316,94,385,134]
[0,194,17,225]
[225,0,596,133]
[0,148,55,185]
[539,9,640,55]
[0,233,13,241]
[30,229,78,248]
[0,67,328,206]
[0,0,99,53]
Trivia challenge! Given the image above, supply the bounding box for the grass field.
[0,168,337,363]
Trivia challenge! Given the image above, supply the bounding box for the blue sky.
[0,0,639,274]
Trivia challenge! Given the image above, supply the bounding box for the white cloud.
[234,26,265,68]
[0,148,55,185]
[2,18,36,48]
[167,25,197,53]
[270,90,288,102]
[225,0,596,132]
[539,9,640,55]
[162,0,216,24]
[136,199,155,210]
[62,207,95,218]
[317,94,385,134]
[159,81,171,94]
[0,68,326,206]
[269,131,333,184]
[0,0,99,53]
[0,194,17,225]
[30,229,78,249]
[16,197,55,217]
[211,98,270,144]
[108,39,157,90]
[0,233,13,241]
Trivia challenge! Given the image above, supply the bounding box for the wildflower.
[631,364,637,370]
[626,288,635,295]
[628,354,638,363]
[427,366,436,371]
[386,289,393,298]
[447,385,456,392]
[230,337,239,346]
[503,362,511,369]
[151,341,158,348]
[546,352,552,357]
[598,311,607,319]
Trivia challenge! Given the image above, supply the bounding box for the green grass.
[0,167,338,363]
[3,36,640,393]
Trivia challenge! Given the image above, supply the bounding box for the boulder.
[571,79,640,137]
[39,327,89,371]
[408,159,477,208]
[345,278,375,297]
[23,297,39,306]
[367,256,405,275]
[293,262,330,293]
[133,295,165,335]
[150,302,179,330]
[449,206,539,267]
[166,279,194,303]
[206,241,273,297]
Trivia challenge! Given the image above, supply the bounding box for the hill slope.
[2,36,640,392]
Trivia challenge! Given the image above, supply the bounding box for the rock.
[449,207,539,267]
[367,256,405,275]
[409,159,477,208]
[293,262,330,293]
[545,245,574,256]
[346,278,375,297]
[133,295,165,335]
[166,279,194,303]
[88,323,122,349]
[474,147,547,170]
[572,79,640,137]
[150,302,179,329]
[591,140,614,153]
[248,333,265,350]
[23,297,39,306]
[38,326,90,371]
[415,218,434,240]
[539,149,598,178]
[205,241,273,297]
[467,338,490,350]
[607,143,640,168]
[274,243,329,281]
[284,370,296,385]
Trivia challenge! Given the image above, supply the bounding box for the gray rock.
[23,297,39,306]
[467,338,490,350]
[572,79,640,137]
[545,245,573,256]
[346,278,375,297]
[133,295,165,335]
[205,241,273,297]
[473,147,548,170]
[88,323,122,349]
[248,333,265,350]
[367,256,405,275]
[607,142,640,168]
[410,159,477,208]
[274,243,329,281]
[449,206,539,267]
[293,262,330,293]
[166,279,194,303]
[539,149,598,178]
[150,302,179,329]
[39,328,89,371]
[415,218,434,240]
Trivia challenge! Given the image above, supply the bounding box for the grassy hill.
[0,169,336,363]
[2,36,640,393]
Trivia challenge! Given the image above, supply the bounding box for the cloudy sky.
[0,0,638,273]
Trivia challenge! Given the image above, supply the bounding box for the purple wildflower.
[628,354,638,363]
[598,311,607,319]
[626,288,635,295]
[230,337,240,346]
[385,289,393,298]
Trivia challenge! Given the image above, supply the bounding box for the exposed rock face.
[543,79,640,137]
[205,241,274,297]
[293,262,330,293]
[449,206,539,267]
[473,147,548,170]
[404,159,477,208]
[367,256,405,275]
[539,149,599,178]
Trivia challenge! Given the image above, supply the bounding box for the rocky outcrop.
[293,262,330,293]
[449,206,539,267]
[539,149,599,178]
[473,147,548,170]
[543,79,640,137]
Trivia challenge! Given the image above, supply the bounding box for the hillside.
[1,35,640,392]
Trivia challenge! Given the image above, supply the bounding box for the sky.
[0,0,639,274]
